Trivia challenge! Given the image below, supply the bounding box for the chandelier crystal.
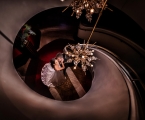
[62,0,108,22]
[64,43,98,73]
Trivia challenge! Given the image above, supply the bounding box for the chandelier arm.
[93,42,96,45]
[106,7,113,12]
[89,3,93,9]
[90,0,95,7]
[62,0,75,13]
[71,11,75,16]
[85,0,108,46]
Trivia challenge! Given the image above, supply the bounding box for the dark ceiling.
[0,0,145,42]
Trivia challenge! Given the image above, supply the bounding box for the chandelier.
[62,0,108,22]
[61,0,109,73]
[64,43,98,73]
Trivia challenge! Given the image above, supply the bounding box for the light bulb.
[66,52,68,54]
[82,55,85,58]
[76,9,80,13]
[85,3,89,8]
[90,9,94,13]
[91,64,93,67]
[74,66,76,69]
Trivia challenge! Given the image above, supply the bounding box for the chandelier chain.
[86,0,108,45]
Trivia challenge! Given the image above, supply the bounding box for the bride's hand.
[60,60,65,68]
[61,58,64,63]
[60,59,64,64]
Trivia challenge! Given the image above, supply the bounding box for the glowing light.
[82,55,85,58]
[76,9,80,13]
[66,52,68,54]
[85,3,89,8]
[62,0,108,22]
[64,43,98,73]
[74,66,76,69]
[90,9,94,13]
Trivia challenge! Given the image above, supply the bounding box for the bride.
[41,58,65,88]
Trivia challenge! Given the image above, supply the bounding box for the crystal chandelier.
[62,0,108,22]
[61,0,109,73]
[64,43,98,73]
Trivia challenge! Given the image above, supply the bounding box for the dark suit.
[62,53,73,76]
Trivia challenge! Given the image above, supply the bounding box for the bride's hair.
[50,58,55,68]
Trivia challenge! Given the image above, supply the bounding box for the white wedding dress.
[41,63,65,87]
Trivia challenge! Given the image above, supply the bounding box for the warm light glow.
[82,55,85,58]
[76,9,80,13]
[90,9,94,13]
[62,0,108,22]
[74,66,76,69]
[66,52,68,54]
[90,52,93,55]
[72,54,75,57]
[85,3,89,8]
[64,43,98,73]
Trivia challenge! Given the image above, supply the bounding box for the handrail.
[96,46,145,119]
[78,25,145,58]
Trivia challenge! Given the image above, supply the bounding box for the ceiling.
[0,0,145,42]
